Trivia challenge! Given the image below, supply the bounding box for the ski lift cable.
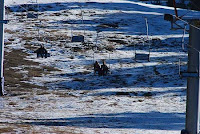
[161,29,200,52]
[178,8,191,19]
[173,15,200,31]
[166,14,200,55]
[188,44,200,53]
[11,0,39,19]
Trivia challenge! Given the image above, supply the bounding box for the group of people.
[94,60,109,76]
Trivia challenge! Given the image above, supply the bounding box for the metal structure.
[185,22,200,134]
[179,21,200,134]
[164,2,200,133]
[71,35,84,42]
[0,0,6,96]
[134,38,150,62]
[164,0,196,31]
[173,0,178,18]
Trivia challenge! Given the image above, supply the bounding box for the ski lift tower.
[185,21,200,134]
[0,0,7,96]
[180,21,200,134]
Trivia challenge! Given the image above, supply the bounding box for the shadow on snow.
[46,54,187,91]
[24,112,185,130]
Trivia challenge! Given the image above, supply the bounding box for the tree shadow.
[87,88,186,97]
[8,1,200,36]
[24,112,185,130]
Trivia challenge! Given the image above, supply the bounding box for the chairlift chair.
[135,53,150,61]
[134,38,151,62]
[71,35,84,42]
[70,4,85,43]
[93,51,111,75]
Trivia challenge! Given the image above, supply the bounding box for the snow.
[1,0,200,133]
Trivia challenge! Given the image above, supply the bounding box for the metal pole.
[96,31,98,46]
[80,4,85,35]
[109,53,110,69]
[0,0,5,96]
[179,58,181,76]
[185,21,200,134]
[182,25,186,50]
[173,0,178,18]
[134,43,136,62]
[145,18,148,39]
[145,18,151,61]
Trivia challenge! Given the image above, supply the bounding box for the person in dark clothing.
[101,60,109,76]
[94,61,101,75]
[42,46,48,58]
[35,45,48,58]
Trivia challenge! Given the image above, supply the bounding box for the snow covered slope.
[1,0,200,133]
